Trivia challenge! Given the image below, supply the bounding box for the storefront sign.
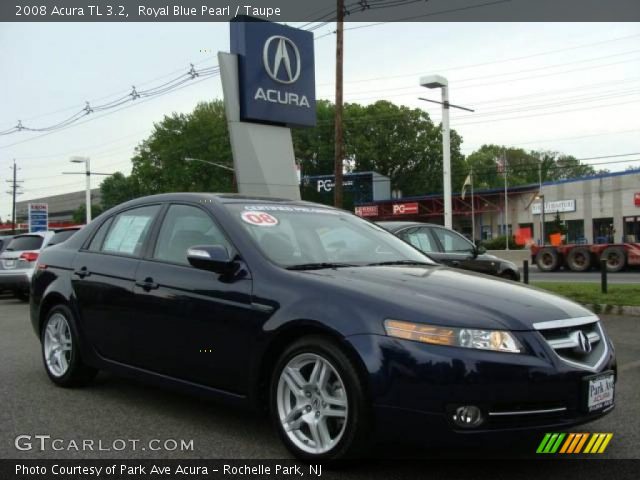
[230,17,316,127]
[28,203,48,232]
[635,192,640,207]
[532,199,576,215]
[355,205,379,217]
[392,202,419,215]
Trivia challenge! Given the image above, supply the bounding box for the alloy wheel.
[276,353,348,455]
[43,313,73,377]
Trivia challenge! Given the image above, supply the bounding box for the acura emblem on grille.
[575,331,592,353]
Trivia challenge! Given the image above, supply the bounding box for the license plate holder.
[582,371,615,412]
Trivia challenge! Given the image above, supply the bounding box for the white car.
[0,231,54,301]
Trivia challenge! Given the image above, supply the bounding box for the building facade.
[355,169,640,245]
[15,188,102,223]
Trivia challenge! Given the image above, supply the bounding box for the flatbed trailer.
[531,243,640,272]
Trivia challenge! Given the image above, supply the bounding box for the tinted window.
[87,217,113,251]
[47,229,78,247]
[5,235,44,251]
[102,205,160,256]
[433,228,474,253]
[154,204,230,265]
[400,227,437,253]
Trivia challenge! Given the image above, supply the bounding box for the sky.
[1,21,639,220]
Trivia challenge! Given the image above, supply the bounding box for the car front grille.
[533,316,609,371]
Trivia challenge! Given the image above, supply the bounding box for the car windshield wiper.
[286,262,358,271]
[364,260,434,267]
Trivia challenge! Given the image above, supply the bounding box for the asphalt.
[0,293,638,466]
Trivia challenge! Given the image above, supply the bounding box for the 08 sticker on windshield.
[241,211,279,227]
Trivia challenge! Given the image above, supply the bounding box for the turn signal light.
[20,252,39,262]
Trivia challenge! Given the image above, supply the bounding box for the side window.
[153,204,231,265]
[433,228,474,253]
[400,228,436,253]
[101,205,161,256]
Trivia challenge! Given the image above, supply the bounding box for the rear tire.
[566,247,592,272]
[535,247,560,272]
[270,335,371,461]
[601,247,626,273]
[41,305,97,387]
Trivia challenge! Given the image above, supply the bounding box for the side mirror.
[187,245,234,274]
[474,245,486,257]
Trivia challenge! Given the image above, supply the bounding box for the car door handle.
[450,260,460,267]
[73,267,91,279]
[135,278,159,291]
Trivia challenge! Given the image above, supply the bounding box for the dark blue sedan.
[30,193,616,460]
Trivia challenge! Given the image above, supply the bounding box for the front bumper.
[0,271,30,290]
[346,331,616,441]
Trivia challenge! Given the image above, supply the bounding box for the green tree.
[99,172,140,210]
[293,100,466,197]
[72,204,104,224]
[130,100,234,195]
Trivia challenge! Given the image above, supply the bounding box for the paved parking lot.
[1,293,638,463]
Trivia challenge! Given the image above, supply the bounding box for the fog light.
[452,405,484,428]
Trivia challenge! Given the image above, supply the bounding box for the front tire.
[270,335,370,461]
[41,305,97,387]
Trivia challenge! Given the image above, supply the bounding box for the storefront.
[355,169,640,245]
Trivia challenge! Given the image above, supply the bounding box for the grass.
[532,282,640,306]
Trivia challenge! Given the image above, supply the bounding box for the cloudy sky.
[1,20,639,219]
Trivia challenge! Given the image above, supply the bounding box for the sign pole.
[471,167,475,244]
[334,0,345,208]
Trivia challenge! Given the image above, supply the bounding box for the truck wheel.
[566,247,591,272]
[601,247,626,272]
[535,247,559,271]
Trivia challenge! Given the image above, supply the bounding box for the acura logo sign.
[263,36,301,84]
[575,331,592,354]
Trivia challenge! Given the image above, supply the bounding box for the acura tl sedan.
[31,194,615,460]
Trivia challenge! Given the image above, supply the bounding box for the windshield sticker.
[243,205,339,215]
[241,211,279,227]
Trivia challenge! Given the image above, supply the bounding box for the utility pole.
[333,0,345,208]
[503,151,509,250]
[6,159,23,233]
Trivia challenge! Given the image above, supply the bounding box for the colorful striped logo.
[536,433,613,454]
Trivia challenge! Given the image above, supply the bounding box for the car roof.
[113,193,341,211]
[376,221,441,232]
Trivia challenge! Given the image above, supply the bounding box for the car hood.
[300,265,592,331]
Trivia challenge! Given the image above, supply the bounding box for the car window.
[226,204,436,267]
[5,235,44,251]
[433,227,474,254]
[102,205,160,256]
[47,229,78,247]
[87,217,113,251]
[154,204,231,265]
[399,227,437,253]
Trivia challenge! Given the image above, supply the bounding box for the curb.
[584,304,640,316]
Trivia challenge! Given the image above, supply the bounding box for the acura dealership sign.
[231,17,316,127]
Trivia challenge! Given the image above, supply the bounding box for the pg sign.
[231,17,316,127]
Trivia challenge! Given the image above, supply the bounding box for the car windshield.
[225,203,436,268]
[5,235,44,251]
[47,229,78,247]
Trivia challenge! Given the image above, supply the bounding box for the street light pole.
[63,157,111,224]
[184,157,234,172]
[419,75,474,230]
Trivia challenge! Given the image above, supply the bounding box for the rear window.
[6,235,44,251]
[47,229,78,246]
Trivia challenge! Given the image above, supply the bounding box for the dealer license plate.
[585,372,615,412]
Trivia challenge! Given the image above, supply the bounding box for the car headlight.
[384,319,521,353]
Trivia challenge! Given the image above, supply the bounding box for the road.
[527,267,640,283]
[0,293,638,469]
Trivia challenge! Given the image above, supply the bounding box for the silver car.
[0,231,54,301]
